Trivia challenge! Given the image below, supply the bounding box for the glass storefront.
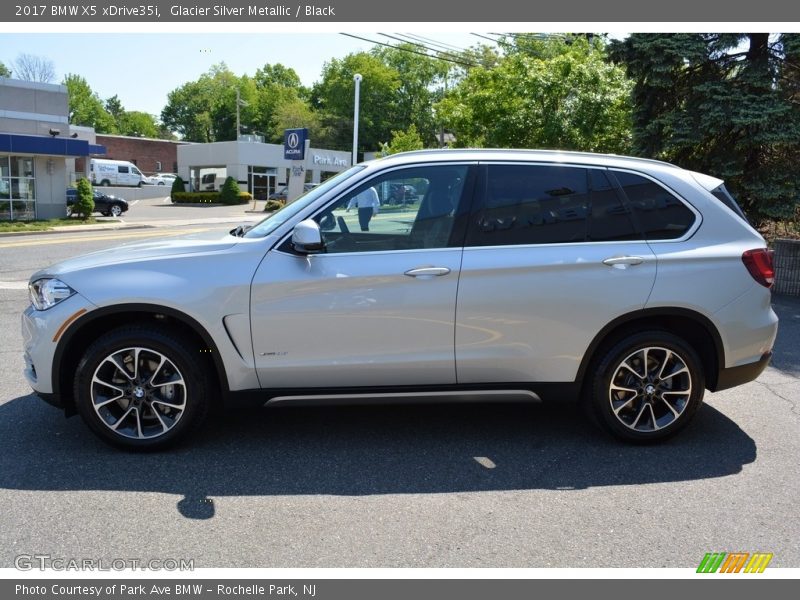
[0,155,36,220]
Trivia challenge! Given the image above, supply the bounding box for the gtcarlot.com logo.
[697,552,773,573]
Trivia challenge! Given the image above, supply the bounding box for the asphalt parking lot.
[0,227,798,568]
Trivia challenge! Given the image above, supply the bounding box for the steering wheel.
[337,216,350,234]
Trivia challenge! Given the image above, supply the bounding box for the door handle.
[602,256,644,267]
[404,266,451,278]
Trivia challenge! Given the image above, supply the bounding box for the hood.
[34,229,241,279]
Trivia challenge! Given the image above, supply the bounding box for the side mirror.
[291,219,324,254]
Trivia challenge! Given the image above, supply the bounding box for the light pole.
[352,73,362,165]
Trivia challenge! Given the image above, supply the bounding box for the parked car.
[385,183,418,205]
[66,187,129,217]
[149,173,178,186]
[268,183,319,201]
[26,149,777,450]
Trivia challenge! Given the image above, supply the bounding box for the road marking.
[0,227,210,249]
[0,280,28,290]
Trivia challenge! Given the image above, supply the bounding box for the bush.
[74,178,94,219]
[171,192,220,204]
[264,199,285,212]
[219,176,243,205]
[170,175,186,200]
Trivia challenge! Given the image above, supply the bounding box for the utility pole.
[236,88,241,140]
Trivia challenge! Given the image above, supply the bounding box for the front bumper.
[22,293,95,397]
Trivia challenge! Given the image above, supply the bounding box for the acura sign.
[283,128,308,160]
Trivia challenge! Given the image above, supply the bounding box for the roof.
[372,148,680,172]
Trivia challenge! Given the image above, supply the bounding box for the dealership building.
[0,77,105,220]
[178,138,352,199]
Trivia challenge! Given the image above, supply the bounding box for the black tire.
[110,204,123,217]
[586,330,705,443]
[100,180,110,187]
[74,326,211,451]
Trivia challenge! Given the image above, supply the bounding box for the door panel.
[455,163,657,384]
[456,242,656,383]
[251,248,462,388]
[250,163,475,389]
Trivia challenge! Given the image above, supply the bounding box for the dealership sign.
[284,128,308,160]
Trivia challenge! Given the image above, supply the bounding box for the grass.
[0,217,103,233]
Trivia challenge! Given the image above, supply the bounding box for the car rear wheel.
[100,180,110,187]
[587,331,705,442]
[74,326,210,450]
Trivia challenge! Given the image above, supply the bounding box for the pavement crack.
[754,380,800,418]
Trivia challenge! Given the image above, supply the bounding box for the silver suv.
[22,150,778,449]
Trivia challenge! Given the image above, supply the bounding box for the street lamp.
[352,73,362,165]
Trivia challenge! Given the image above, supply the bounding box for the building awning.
[0,133,105,157]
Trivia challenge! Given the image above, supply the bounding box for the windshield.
[244,167,365,238]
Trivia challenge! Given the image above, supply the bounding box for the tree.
[0,61,10,77]
[63,74,117,133]
[379,125,425,156]
[436,37,632,153]
[311,52,401,153]
[372,44,450,146]
[13,53,55,83]
[254,63,303,91]
[271,96,323,143]
[161,63,258,142]
[73,178,94,220]
[610,33,800,221]
[117,111,161,138]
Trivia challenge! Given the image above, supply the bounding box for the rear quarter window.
[612,171,696,240]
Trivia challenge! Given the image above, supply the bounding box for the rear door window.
[466,165,639,246]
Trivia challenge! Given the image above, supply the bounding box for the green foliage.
[0,61,10,77]
[74,179,94,220]
[436,37,632,153]
[311,53,401,152]
[170,176,186,199]
[172,190,250,205]
[371,44,450,147]
[379,125,425,156]
[610,33,800,221]
[219,176,242,204]
[63,74,117,133]
[264,199,285,212]
[171,192,220,204]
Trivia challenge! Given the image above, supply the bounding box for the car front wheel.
[587,331,705,442]
[110,204,123,217]
[74,326,210,450]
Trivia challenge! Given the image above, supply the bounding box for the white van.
[90,159,145,187]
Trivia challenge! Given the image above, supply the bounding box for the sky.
[0,32,493,119]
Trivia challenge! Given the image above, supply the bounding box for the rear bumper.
[712,351,772,392]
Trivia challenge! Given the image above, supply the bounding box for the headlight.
[29,278,75,310]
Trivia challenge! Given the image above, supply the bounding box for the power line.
[340,33,478,68]
[399,33,471,53]
[377,33,478,67]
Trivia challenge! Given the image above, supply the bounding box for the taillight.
[742,248,774,288]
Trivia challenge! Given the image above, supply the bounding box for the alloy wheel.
[608,346,692,432]
[90,347,187,440]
